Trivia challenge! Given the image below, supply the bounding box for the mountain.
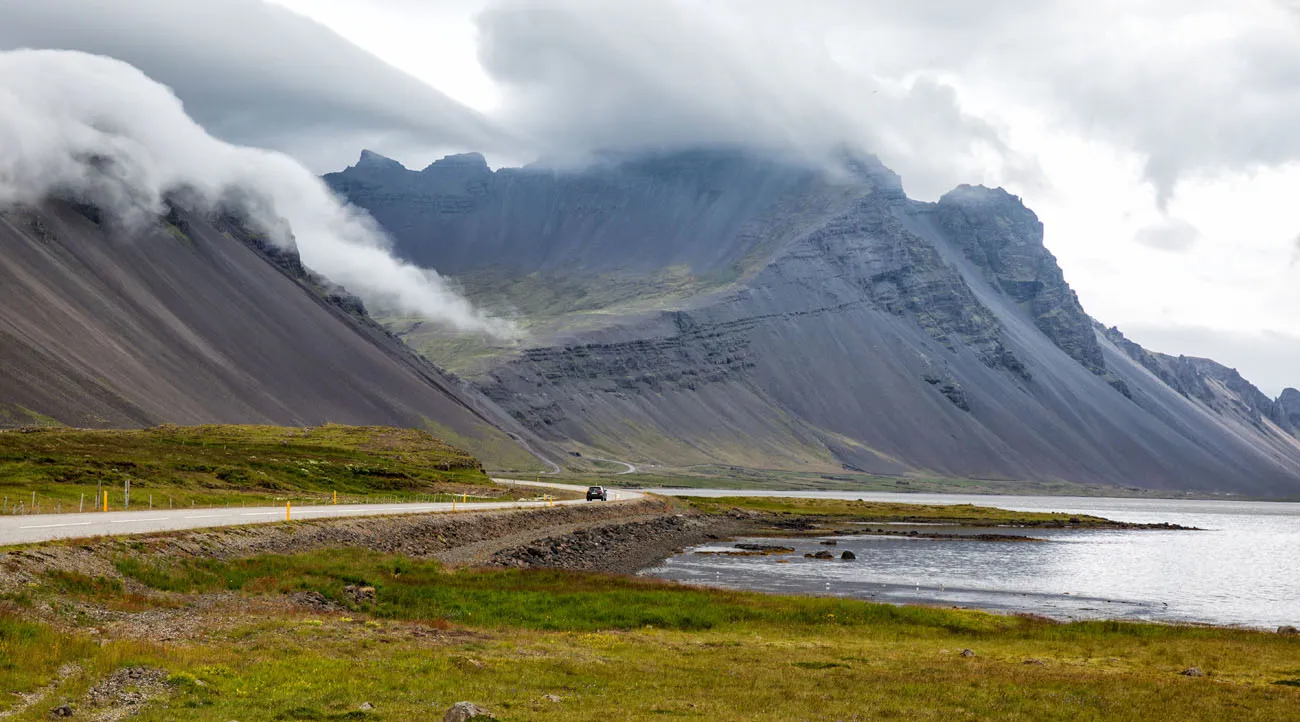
[326,149,1300,496]
[0,200,544,470]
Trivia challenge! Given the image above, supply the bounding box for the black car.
[586,486,608,501]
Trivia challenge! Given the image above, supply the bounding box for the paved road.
[0,481,643,546]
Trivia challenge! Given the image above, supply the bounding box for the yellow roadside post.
[333,490,337,505]
[452,498,457,511]
[102,490,108,512]
[548,495,554,508]
[462,492,467,503]
[286,501,291,521]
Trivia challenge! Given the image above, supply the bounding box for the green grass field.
[0,425,496,513]
[3,548,1298,720]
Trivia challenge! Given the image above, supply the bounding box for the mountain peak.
[421,152,490,174]
[354,149,406,172]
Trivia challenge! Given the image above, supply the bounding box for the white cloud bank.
[0,49,514,337]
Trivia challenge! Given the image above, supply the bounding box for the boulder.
[811,550,835,560]
[344,585,377,604]
[50,704,74,718]
[840,550,856,560]
[1278,625,1299,636]
[1179,667,1204,677]
[442,702,495,721]
[960,649,976,658]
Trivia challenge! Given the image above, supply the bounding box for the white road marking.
[19,521,94,529]
[183,515,226,519]
[109,517,167,523]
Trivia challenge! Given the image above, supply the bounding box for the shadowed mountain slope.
[0,201,542,470]
[327,150,1300,496]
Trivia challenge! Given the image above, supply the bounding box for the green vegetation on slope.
[3,548,1298,720]
[0,425,491,510]
[681,496,1120,526]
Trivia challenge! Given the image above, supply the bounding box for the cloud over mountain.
[0,49,512,336]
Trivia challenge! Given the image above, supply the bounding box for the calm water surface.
[641,490,1300,629]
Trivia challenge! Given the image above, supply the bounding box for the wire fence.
[0,489,544,516]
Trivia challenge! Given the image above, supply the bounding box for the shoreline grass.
[3,547,1298,720]
[0,424,492,513]
[680,495,1133,527]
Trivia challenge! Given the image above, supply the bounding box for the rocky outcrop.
[933,186,1119,391]
[1102,325,1296,436]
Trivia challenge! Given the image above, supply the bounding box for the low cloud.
[1135,219,1200,252]
[0,0,516,172]
[0,49,514,337]
[476,0,1039,199]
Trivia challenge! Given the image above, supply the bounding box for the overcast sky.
[3,0,1299,393]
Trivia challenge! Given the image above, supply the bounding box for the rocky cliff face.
[328,149,1300,496]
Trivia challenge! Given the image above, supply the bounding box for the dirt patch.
[82,666,170,721]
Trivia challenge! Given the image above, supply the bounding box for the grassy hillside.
[0,425,495,511]
[2,548,1297,720]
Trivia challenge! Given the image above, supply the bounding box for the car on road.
[586,486,608,501]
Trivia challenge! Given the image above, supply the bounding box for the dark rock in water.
[1278,625,1299,636]
[840,550,856,560]
[810,550,835,560]
[960,649,976,658]
[442,701,495,721]
[735,543,795,553]
[819,539,838,546]
[1179,667,1204,677]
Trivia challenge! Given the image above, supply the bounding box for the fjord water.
[643,491,1300,629]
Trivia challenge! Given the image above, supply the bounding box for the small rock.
[811,550,835,560]
[1278,625,1299,636]
[819,540,838,546]
[359,702,374,711]
[50,704,74,718]
[442,701,495,721]
[542,694,562,703]
[960,649,976,658]
[1022,659,1045,666]
[1179,667,1204,677]
[840,550,856,560]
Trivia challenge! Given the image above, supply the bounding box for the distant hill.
[0,201,544,471]
[326,148,1300,496]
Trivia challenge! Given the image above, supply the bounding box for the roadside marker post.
[102,491,108,512]
[79,493,84,513]
[333,490,337,505]
[286,501,291,521]
[463,493,467,503]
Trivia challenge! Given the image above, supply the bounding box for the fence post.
[79,493,84,513]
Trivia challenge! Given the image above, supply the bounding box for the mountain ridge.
[327,148,1300,496]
